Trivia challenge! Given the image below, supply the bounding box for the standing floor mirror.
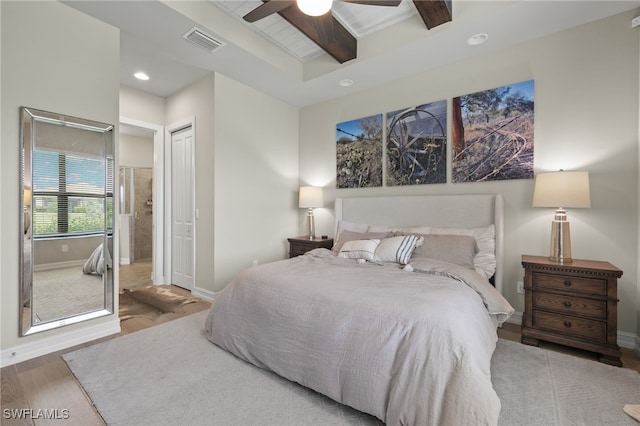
[20,107,115,336]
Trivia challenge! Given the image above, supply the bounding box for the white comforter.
[205,249,514,426]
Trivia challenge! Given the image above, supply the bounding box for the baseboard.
[0,317,121,368]
[120,257,131,265]
[33,260,85,272]
[505,311,523,327]
[192,286,217,303]
[504,310,638,350]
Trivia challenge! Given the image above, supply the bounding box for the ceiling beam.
[277,7,357,64]
[413,0,452,29]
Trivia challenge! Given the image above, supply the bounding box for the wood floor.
[2,273,639,425]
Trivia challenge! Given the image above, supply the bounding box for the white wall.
[300,11,639,335]
[0,1,121,365]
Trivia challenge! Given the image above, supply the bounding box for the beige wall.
[165,74,217,294]
[120,85,165,125]
[300,11,640,335]
[119,134,154,168]
[0,1,120,362]
[212,73,299,290]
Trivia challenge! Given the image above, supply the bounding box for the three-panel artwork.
[336,80,535,188]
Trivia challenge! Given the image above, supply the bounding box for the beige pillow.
[332,230,393,253]
[411,234,478,270]
[429,225,496,279]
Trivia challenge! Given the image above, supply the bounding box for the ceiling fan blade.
[412,0,452,29]
[243,0,296,23]
[341,0,401,6]
[277,6,357,63]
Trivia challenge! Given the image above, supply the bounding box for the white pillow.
[338,239,380,261]
[429,225,496,279]
[374,235,423,264]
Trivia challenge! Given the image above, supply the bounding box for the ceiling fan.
[243,0,452,64]
[243,0,402,23]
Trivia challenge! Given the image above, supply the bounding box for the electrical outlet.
[61,244,69,252]
[252,259,258,267]
[517,280,525,294]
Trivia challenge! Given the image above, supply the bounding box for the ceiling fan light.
[297,0,333,17]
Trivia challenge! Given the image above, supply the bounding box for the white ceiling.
[63,1,640,108]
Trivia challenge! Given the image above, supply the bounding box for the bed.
[205,194,514,425]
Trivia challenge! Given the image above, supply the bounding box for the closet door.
[170,126,194,290]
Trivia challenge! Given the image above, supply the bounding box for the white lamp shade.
[297,0,333,16]
[23,188,32,207]
[299,186,323,208]
[532,171,591,208]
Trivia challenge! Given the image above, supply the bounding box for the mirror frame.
[19,106,115,336]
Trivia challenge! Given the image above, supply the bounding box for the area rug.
[118,286,209,333]
[63,311,640,426]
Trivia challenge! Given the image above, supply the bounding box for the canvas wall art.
[452,80,535,183]
[386,101,447,186]
[336,114,383,188]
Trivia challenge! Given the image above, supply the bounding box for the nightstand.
[287,236,333,258]
[521,255,623,366]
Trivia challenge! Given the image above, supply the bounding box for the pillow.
[336,220,369,236]
[368,225,431,235]
[374,235,423,265]
[338,239,380,261]
[332,230,393,253]
[411,234,478,270]
[429,225,496,279]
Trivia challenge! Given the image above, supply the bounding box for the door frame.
[165,117,196,289]
[119,116,165,285]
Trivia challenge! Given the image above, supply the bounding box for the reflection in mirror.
[20,107,115,336]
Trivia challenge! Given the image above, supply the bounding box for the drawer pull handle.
[563,301,572,308]
[564,280,572,287]
[564,321,572,328]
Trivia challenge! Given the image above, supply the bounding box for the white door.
[171,126,194,290]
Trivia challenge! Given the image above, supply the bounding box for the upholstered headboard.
[334,194,504,294]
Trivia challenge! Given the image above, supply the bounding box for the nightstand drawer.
[290,245,310,257]
[533,273,606,296]
[532,293,606,320]
[287,236,334,258]
[532,310,606,341]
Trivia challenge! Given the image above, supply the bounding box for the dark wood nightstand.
[287,236,333,258]
[521,255,623,366]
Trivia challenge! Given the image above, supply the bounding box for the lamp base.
[549,209,572,263]
[305,208,316,240]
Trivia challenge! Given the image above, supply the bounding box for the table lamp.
[532,170,590,263]
[299,186,323,239]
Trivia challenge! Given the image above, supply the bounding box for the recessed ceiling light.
[134,72,150,81]
[467,33,489,46]
[339,79,353,87]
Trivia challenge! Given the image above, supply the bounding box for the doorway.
[118,118,165,288]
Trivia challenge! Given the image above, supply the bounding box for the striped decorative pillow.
[374,235,422,265]
[338,239,381,261]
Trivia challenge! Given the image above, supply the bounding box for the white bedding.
[205,249,514,425]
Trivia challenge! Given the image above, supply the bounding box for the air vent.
[183,27,224,52]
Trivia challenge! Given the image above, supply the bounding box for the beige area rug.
[64,311,640,426]
[32,266,104,323]
[118,285,210,334]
